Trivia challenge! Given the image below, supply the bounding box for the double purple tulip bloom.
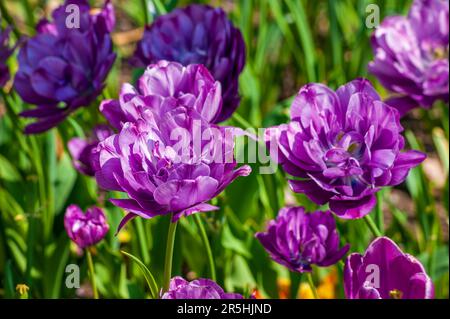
[256,207,349,272]
[369,0,449,115]
[101,60,223,127]
[0,22,16,87]
[266,79,426,219]
[15,0,116,134]
[94,61,251,229]
[344,237,434,299]
[161,276,243,299]
[133,4,246,122]
[64,204,109,249]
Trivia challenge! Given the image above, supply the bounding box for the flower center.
[323,132,364,179]
[432,46,449,60]
[389,289,403,299]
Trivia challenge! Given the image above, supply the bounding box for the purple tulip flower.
[68,125,114,176]
[132,4,246,122]
[369,0,449,115]
[265,79,426,219]
[161,276,243,299]
[94,65,251,229]
[64,204,109,249]
[0,22,16,87]
[100,60,223,128]
[256,207,349,272]
[15,0,116,134]
[344,237,434,299]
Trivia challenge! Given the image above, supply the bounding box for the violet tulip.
[344,237,434,299]
[265,79,426,219]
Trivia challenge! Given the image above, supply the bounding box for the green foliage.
[0,0,447,299]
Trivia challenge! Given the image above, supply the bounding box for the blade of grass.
[121,250,159,299]
[135,218,151,265]
[284,0,317,82]
[193,214,216,281]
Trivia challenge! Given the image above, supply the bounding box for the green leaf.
[4,260,16,299]
[121,250,159,299]
[432,127,449,175]
[54,153,77,214]
[224,255,256,293]
[284,0,317,82]
[221,224,251,258]
[0,154,21,182]
[44,233,70,298]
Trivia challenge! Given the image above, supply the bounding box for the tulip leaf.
[0,154,21,182]
[44,233,70,298]
[54,153,77,215]
[121,250,159,299]
[4,260,16,299]
[221,224,251,258]
[432,127,449,175]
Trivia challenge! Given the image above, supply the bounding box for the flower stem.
[363,215,382,237]
[306,273,319,299]
[375,191,385,234]
[193,214,216,281]
[140,0,150,25]
[86,249,99,299]
[163,216,178,293]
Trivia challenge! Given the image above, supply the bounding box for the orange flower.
[298,269,337,299]
[277,278,291,299]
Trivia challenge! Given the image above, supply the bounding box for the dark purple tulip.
[256,207,349,272]
[94,66,251,229]
[100,60,222,129]
[161,276,243,299]
[0,22,16,87]
[344,237,434,299]
[133,4,246,122]
[68,125,114,176]
[64,204,109,249]
[369,0,449,115]
[95,117,250,229]
[265,79,426,219]
[15,0,116,134]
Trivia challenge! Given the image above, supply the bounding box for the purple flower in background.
[161,276,243,299]
[133,4,246,122]
[0,22,16,87]
[265,79,426,219]
[15,0,116,134]
[100,60,222,128]
[256,207,349,272]
[344,237,434,299]
[68,125,113,176]
[94,90,250,229]
[369,0,449,115]
[64,204,109,249]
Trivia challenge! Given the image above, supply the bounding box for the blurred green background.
[0,0,448,299]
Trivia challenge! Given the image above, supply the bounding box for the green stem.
[306,273,319,299]
[363,215,382,237]
[86,249,99,299]
[135,218,150,265]
[140,0,150,25]
[163,217,178,292]
[193,214,216,281]
[29,136,48,238]
[376,191,385,234]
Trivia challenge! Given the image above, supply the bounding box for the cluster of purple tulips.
[1,0,447,299]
